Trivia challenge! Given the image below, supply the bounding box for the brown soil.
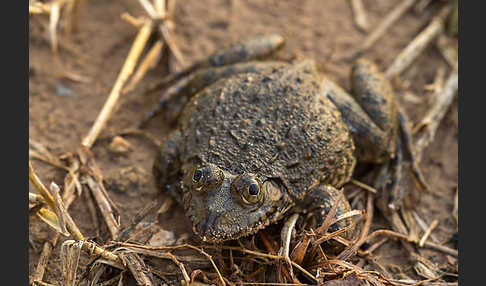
[29,0,458,285]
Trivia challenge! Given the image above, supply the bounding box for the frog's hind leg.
[350,59,399,159]
[351,60,427,208]
[324,59,426,210]
[322,77,391,163]
[140,61,287,127]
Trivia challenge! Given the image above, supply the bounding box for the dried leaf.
[36,208,70,236]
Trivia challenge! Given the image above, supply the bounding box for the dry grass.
[29,1,458,285]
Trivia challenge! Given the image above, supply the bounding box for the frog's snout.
[196,209,222,241]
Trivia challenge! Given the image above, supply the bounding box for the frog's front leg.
[153,129,183,203]
[296,185,354,240]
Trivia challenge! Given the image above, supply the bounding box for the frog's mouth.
[182,175,293,243]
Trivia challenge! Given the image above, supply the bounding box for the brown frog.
[152,35,402,242]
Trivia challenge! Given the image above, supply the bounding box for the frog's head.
[181,163,293,242]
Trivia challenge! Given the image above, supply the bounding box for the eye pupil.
[249,183,259,196]
[193,169,203,182]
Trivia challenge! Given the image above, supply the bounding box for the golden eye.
[191,165,224,192]
[231,174,263,205]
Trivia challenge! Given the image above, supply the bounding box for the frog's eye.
[249,183,259,196]
[191,165,224,192]
[245,182,262,204]
[231,174,263,205]
[192,169,203,182]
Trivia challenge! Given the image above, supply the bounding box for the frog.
[152,34,408,243]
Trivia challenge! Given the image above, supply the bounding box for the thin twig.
[280,213,299,283]
[30,168,70,236]
[235,283,308,286]
[412,211,439,243]
[413,70,458,161]
[415,0,434,13]
[419,219,439,247]
[119,252,155,286]
[358,237,388,256]
[280,213,299,258]
[219,246,317,283]
[452,188,458,226]
[32,180,125,275]
[402,207,420,243]
[61,239,83,286]
[316,188,345,235]
[29,192,47,206]
[153,0,166,17]
[350,178,377,193]
[117,242,316,283]
[356,0,416,55]
[63,0,76,35]
[29,140,68,170]
[436,34,458,70]
[51,183,84,240]
[117,201,159,241]
[30,239,56,285]
[365,229,457,257]
[30,160,82,284]
[50,182,70,236]
[164,252,190,284]
[158,22,186,67]
[350,0,370,32]
[312,220,358,246]
[84,176,120,239]
[83,187,100,237]
[82,22,153,148]
[290,234,311,265]
[29,161,55,211]
[337,192,373,260]
[334,209,365,225]
[123,39,165,93]
[32,281,57,286]
[29,1,51,14]
[121,12,145,27]
[49,1,61,54]
[118,128,162,149]
[116,243,226,286]
[385,5,452,78]
[138,0,158,19]
[76,240,125,268]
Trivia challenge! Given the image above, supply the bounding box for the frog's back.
[178,61,356,198]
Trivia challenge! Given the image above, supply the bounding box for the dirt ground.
[29,0,458,285]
